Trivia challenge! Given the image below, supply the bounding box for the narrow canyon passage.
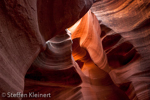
[0,0,150,100]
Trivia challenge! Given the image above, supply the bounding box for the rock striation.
[91,0,150,100]
[0,0,93,99]
[0,0,150,100]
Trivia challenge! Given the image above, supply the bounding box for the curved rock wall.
[24,10,129,100]
[70,10,108,71]
[91,0,150,32]
[0,0,93,99]
[0,0,150,100]
[91,0,150,100]
[0,1,42,100]
[69,10,129,100]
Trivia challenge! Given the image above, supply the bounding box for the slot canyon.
[0,0,150,100]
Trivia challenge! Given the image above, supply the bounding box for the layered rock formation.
[0,1,43,100]
[0,0,93,100]
[91,0,150,100]
[69,10,129,100]
[0,0,150,100]
[23,10,129,100]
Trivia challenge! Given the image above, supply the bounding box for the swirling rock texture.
[24,10,129,100]
[0,0,93,100]
[23,30,84,100]
[91,0,150,100]
[69,10,129,100]
[0,0,149,100]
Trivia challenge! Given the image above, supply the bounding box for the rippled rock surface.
[0,0,150,100]
[0,0,93,99]
[91,0,150,100]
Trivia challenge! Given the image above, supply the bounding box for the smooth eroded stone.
[37,0,93,41]
[91,0,150,33]
[92,1,150,99]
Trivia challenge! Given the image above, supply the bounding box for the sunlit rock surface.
[91,0,150,33]
[69,10,129,100]
[91,0,150,100]
[24,11,129,99]
[0,0,150,100]
[70,10,109,71]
